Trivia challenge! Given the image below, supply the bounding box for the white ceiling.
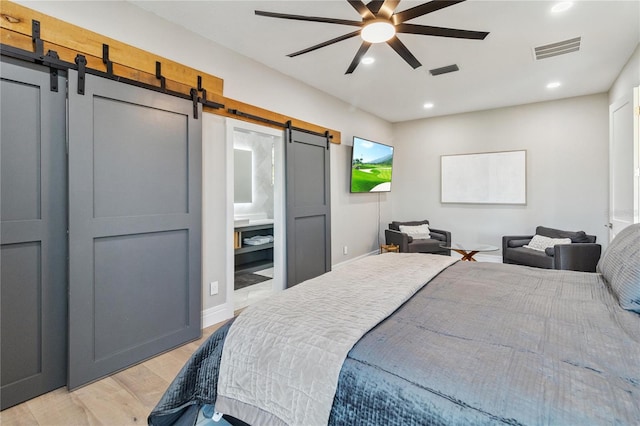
[130,1,639,123]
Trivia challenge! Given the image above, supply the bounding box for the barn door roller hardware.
[75,54,87,95]
[190,88,199,119]
[155,61,166,90]
[197,76,206,100]
[102,44,113,75]
[195,75,224,111]
[47,51,60,92]
[30,19,61,91]
[32,20,43,58]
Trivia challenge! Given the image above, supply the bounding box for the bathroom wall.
[233,129,275,220]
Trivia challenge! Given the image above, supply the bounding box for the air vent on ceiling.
[534,37,581,60]
[429,64,459,76]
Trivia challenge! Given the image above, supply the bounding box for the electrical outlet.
[210,281,219,296]
[343,245,348,255]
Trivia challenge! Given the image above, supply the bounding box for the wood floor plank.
[0,401,39,425]
[143,351,189,384]
[71,377,149,425]
[25,387,100,425]
[112,364,169,408]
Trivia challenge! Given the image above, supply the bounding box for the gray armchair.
[385,220,451,256]
[502,226,601,272]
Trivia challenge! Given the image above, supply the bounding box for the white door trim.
[608,92,638,241]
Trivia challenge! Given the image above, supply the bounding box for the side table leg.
[461,251,479,261]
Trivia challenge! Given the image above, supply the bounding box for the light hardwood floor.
[1,322,225,425]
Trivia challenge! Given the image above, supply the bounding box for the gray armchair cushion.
[508,238,531,248]
[429,232,446,242]
[536,226,595,243]
[505,247,554,269]
[407,239,444,254]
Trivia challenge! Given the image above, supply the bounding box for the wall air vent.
[429,64,459,76]
[534,37,581,60]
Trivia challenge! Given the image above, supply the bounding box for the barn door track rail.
[228,108,333,147]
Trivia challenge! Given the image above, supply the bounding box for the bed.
[149,224,640,426]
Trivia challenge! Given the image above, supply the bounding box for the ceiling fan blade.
[255,10,362,27]
[366,1,384,15]
[397,23,489,40]
[347,0,375,20]
[345,42,372,74]
[393,0,466,24]
[376,0,401,19]
[386,36,422,69]
[288,30,362,57]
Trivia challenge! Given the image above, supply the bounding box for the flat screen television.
[350,136,394,193]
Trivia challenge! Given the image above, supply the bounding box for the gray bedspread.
[149,261,640,426]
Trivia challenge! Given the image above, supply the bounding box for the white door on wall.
[608,87,640,241]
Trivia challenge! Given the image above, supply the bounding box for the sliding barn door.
[285,129,331,287]
[1,59,67,408]
[67,70,202,389]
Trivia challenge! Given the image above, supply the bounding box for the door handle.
[605,223,613,229]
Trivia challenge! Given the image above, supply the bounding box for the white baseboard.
[201,302,234,329]
[332,249,379,269]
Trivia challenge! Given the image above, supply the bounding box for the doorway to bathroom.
[226,119,285,310]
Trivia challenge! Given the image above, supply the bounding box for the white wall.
[391,94,610,256]
[17,1,393,320]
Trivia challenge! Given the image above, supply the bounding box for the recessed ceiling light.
[551,2,573,13]
[546,81,561,89]
[361,57,375,65]
[423,102,434,109]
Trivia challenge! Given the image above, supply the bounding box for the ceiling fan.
[255,0,489,74]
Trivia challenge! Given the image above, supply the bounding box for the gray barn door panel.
[285,129,331,287]
[67,70,202,389]
[1,59,67,408]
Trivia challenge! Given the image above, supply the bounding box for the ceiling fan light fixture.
[361,20,396,43]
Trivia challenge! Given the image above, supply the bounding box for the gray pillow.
[597,223,640,313]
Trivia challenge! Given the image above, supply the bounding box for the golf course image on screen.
[350,137,394,193]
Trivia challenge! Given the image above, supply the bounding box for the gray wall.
[391,94,610,256]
